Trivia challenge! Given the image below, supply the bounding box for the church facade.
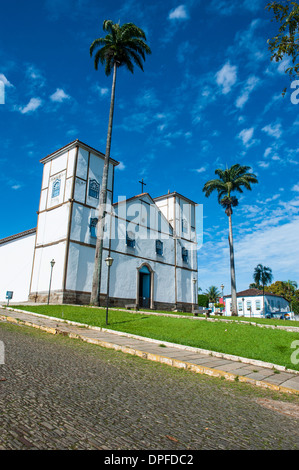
[0,140,198,311]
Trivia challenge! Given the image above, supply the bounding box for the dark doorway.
[139,265,151,308]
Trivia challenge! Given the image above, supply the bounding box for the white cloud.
[235,75,260,109]
[257,161,270,169]
[262,123,282,139]
[95,85,109,97]
[19,97,42,114]
[50,88,70,102]
[277,56,292,75]
[168,5,189,20]
[194,167,207,173]
[292,184,299,192]
[216,62,237,94]
[116,161,126,171]
[264,147,272,158]
[238,127,254,146]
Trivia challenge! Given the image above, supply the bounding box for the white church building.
[0,140,198,311]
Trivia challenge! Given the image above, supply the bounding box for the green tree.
[203,164,258,316]
[266,1,299,92]
[253,264,273,316]
[89,20,151,305]
[264,280,299,312]
[249,282,262,289]
[198,294,209,308]
[204,286,221,304]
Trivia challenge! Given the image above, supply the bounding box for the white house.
[0,139,198,311]
[224,288,290,318]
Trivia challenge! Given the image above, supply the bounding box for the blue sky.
[1,0,299,295]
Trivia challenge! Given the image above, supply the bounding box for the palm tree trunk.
[90,62,117,306]
[263,284,265,317]
[228,212,237,316]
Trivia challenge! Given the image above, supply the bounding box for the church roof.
[224,288,285,299]
[0,228,36,246]
[113,192,154,206]
[153,191,198,206]
[40,139,119,166]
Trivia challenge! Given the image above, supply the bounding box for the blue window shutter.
[90,217,98,238]
[156,240,163,256]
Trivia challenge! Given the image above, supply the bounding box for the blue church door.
[139,266,151,308]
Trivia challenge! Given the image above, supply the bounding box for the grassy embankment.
[10,304,299,371]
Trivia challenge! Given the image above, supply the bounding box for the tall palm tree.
[90,20,151,305]
[253,264,273,316]
[204,286,221,304]
[203,164,258,316]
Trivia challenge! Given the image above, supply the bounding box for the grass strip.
[11,304,299,371]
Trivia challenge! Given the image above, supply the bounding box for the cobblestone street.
[1,321,299,450]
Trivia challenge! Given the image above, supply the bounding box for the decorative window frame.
[51,178,61,198]
[89,179,100,199]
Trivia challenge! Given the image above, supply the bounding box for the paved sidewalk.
[1,307,299,395]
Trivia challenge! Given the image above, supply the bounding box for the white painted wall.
[225,294,290,317]
[30,241,66,294]
[0,232,36,302]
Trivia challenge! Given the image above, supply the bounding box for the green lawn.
[11,304,299,371]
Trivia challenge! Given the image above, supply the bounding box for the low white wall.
[0,232,36,302]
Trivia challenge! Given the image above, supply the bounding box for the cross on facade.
[139,178,147,193]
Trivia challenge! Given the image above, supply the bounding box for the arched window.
[89,179,100,199]
[52,179,61,198]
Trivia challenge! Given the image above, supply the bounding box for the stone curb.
[1,309,299,396]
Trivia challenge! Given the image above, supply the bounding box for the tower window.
[126,231,135,248]
[156,240,163,256]
[182,247,188,262]
[52,179,61,198]
[89,179,100,199]
[90,218,98,238]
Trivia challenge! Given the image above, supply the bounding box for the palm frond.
[90,20,151,76]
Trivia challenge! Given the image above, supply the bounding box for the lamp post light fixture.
[47,259,55,305]
[105,256,114,325]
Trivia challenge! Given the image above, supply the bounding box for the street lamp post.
[47,259,55,304]
[192,278,197,308]
[105,256,114,325]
